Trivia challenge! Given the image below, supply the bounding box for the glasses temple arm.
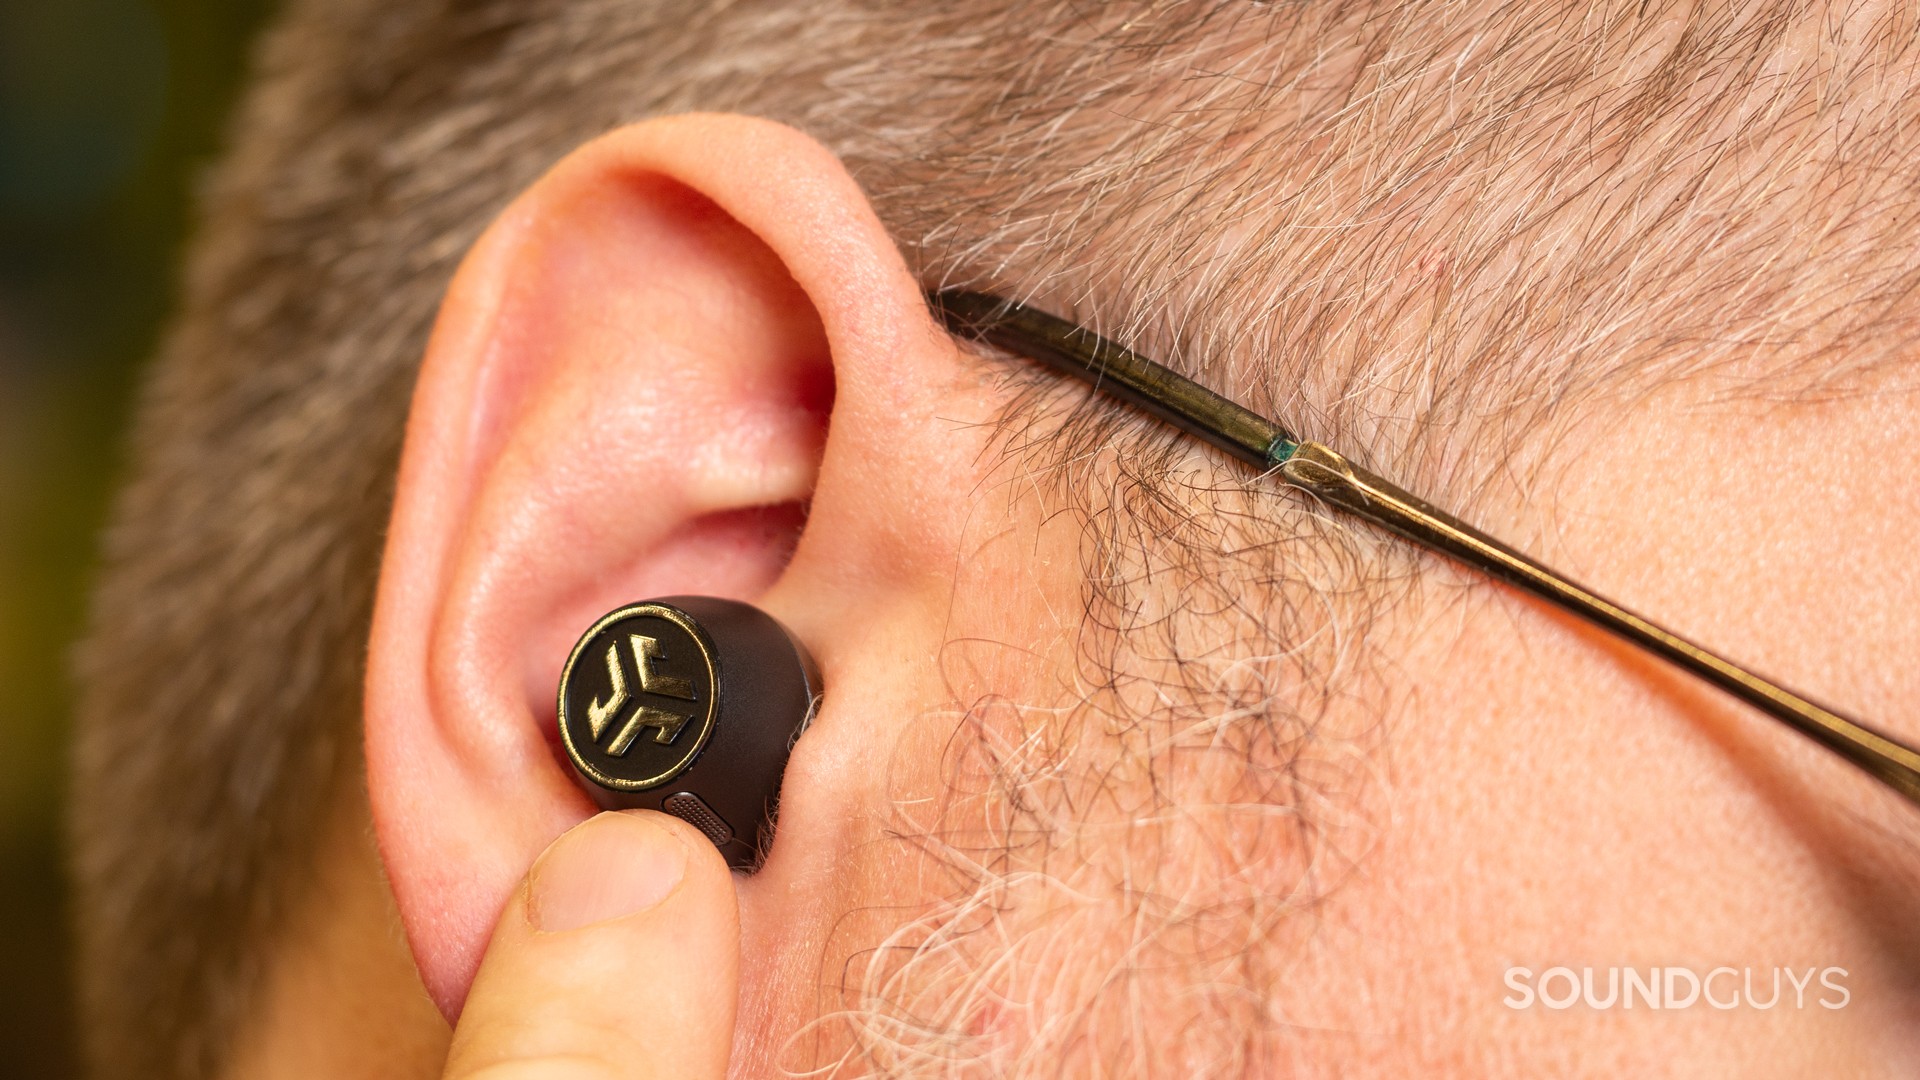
[931,288,1920,809]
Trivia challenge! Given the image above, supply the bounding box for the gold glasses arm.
[931,288,1920,810]
[1279,442,1920,807]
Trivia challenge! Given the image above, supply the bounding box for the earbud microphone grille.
[661,791,733,847]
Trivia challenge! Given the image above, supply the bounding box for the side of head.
[71,2,1920,1078]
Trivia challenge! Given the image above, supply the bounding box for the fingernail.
[528,812,687,932]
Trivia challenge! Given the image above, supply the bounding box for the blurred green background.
[0,1,277,1074]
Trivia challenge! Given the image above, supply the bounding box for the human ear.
[364,115,976,1019]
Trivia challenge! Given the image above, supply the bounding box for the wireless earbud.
[555,596,818,869]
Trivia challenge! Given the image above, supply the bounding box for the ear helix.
[555,596,819,869]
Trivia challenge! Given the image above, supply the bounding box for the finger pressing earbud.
[443,810,739,1080]
[555,596,818,869]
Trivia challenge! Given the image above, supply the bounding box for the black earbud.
[555,596,818,869]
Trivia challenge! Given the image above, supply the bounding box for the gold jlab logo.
[586,635,699,756]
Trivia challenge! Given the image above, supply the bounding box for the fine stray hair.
[69,1,1920,1078]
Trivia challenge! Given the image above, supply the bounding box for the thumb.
[443,810,740,1080]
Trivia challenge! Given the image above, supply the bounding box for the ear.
[364,115,976,1019]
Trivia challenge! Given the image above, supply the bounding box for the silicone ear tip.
[554,596,817,870]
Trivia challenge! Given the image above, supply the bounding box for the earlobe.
[363,115,961,1019]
